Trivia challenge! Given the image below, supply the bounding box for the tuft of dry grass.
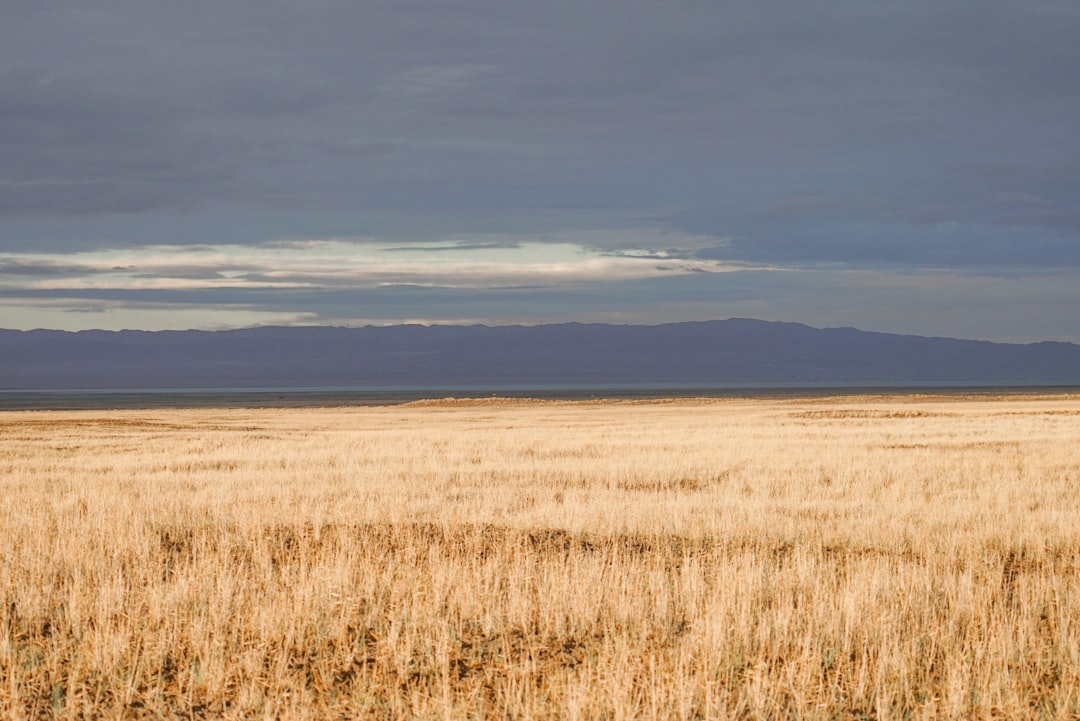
[2,394,1080,719]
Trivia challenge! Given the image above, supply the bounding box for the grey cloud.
[905,194,1080,231]
[0,69,234,217]
[203,75,342,120]
[0,257,251,282]
[688,220,1080,270]
[380,242,523,252]
[128,265,259,281]
[2,1,1080,337]
[0,258,93,277]
[4,1,1074,223]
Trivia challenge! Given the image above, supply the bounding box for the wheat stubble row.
[2,395,1079,719]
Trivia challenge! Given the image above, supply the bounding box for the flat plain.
[2,393,1079,719]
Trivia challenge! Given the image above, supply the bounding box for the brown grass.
[2,394,1080,719]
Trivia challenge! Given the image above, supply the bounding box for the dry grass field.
[2,393,1080,719]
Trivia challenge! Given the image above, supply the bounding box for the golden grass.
[2,393,1080,719]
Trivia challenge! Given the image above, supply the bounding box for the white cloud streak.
[0,238,757,293]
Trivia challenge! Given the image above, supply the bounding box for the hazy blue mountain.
[1,319,1079,389]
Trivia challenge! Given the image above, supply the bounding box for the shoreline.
[2,383,1079,411]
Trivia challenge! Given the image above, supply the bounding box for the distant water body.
[2,383,1079,411]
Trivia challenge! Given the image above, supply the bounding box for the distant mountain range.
[2,319,1079,390]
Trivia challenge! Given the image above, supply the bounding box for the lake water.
[2,383,1078,410]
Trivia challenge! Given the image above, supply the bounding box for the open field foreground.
[2,394,1080,720]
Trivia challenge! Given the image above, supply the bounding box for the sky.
[2,1,1079,342]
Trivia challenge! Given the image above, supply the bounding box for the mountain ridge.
[1,318,1078,390]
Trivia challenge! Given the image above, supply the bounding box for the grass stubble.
[1,394,1079,719]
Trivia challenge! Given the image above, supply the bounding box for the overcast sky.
[2,1,1079,341]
